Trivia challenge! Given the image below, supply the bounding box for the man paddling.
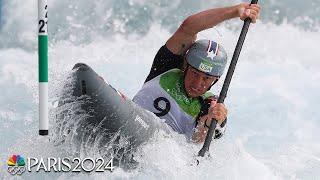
[133,3,260,142]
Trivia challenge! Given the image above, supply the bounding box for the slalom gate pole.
[38,0,49,136]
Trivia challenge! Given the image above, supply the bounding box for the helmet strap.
[208,79,219,90]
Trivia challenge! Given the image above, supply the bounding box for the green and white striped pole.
[38,0,48,136]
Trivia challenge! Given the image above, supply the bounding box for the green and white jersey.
[133,69,225,139]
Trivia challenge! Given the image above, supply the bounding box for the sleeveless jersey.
[133,69,222,139]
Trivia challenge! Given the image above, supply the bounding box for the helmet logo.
[207,49,216,59]
[199,60,213,73]
[206,41,219,59]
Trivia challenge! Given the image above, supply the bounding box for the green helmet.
[186,40,228,77]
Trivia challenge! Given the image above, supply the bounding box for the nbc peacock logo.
[7,154,26,175]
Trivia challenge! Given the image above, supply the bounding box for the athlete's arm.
[166,3,260,55]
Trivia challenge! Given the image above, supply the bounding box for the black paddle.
[198,0,259,157]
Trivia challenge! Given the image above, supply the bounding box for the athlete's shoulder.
[144,45,184,83]
[145,68,182,82]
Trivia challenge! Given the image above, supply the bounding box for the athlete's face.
[184,66,218,98]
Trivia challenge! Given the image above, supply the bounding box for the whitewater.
[0,0,319,179]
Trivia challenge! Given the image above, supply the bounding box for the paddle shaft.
[198,0,259,157]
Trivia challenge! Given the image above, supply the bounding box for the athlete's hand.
[192,99,227,143]
[237,3,261,23]
[205,100,228,126]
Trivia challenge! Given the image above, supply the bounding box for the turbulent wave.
[0,0,319,50]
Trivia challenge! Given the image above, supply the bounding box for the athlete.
[133,3,261,142]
